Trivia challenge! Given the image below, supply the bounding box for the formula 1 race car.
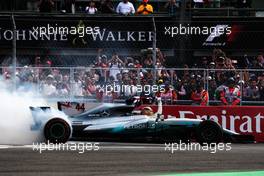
[30,99,254,144]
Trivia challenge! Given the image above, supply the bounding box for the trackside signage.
[148,106,264,142]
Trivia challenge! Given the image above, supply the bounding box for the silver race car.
[30,99,254,144]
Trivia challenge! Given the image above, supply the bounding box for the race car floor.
[0,142,264,176]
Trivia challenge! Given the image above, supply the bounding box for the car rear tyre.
[44,118,71,144]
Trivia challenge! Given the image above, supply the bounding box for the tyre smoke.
[0,78,67,145]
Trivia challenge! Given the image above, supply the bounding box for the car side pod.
[196,120,223,145]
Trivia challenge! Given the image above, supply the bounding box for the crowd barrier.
[1,67,264,105]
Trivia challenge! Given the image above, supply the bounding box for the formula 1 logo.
[203,25,231,46]
[205,25,229,42]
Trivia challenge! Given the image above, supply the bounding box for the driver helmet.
[141,106,154,116]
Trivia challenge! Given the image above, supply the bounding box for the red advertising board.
[146,105,264,142]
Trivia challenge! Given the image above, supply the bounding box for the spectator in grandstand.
[243,79,260,101]
[176,81,190,100]
[203,0,211,8]
[51,69,63,83]
[42,75,57,96]
[237,0,252,8]
[212,0,221,8]
[134,60,142,68]
[143,55,153,68]
[156,81,177,104]
[38,0,54,12]
[171,70,179,83]
[123,79,138,97]
[219,77,241,106]
[193,0,204,8]
[137,0,153,15]
[97,55,109,82]
[61,74,71,91]
[56,82,69,97]
[207,62,216,80]
[84,77,97,96]
[182,64,190,79]
[199,57,209,68]
[257,54,264,68]
[108,53,124,80]
[157,69,170,83]
[190,74,201,91]
[164,0,179,16]
[186,0,194,9]
[60,0,75,13]
[157,48,166,65]
[72,73,84,97]
[249,57,264,70]
[191,84,209,105]
[116,0,135,15]
[27,0,39,11]
[34,56,42,67]
[208,78,217,100]
[237,0,251,16]
[259,75,264,101]
[100,0,115,13]
[215,56,226,69]
[125,57,135,67]
[225,58,236,70]
[122,70,130,82]
[212,48,226,62]
[85,1,98,14]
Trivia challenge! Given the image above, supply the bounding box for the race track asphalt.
[0,142,264,176]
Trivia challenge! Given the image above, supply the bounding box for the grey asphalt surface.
[0,142,264,176]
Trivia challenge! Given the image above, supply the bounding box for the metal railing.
[1,66,264,105]
[190,8,264,17]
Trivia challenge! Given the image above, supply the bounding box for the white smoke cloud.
[0,77,69,145]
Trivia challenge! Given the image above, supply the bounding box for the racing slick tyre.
[44,118,71,144]
[196,120,223,145]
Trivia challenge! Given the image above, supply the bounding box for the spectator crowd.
[1,0,252,15]
[1,48,264,105]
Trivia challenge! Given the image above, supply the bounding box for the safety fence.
[1,66,263,105]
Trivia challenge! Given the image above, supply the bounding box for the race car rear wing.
[29,106,51,111]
